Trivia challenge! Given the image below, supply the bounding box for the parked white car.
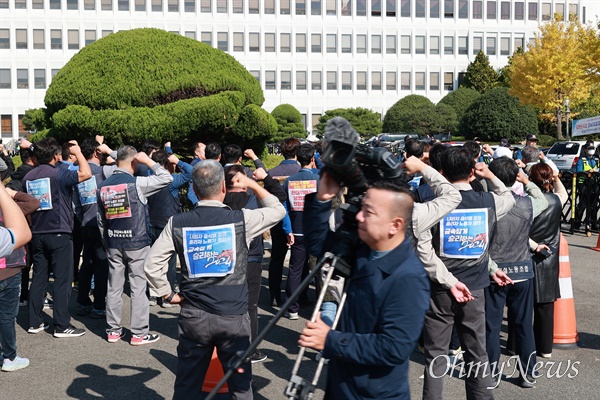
[545,141,588,172]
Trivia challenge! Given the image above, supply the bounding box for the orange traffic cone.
[553,234,579,348]
[592,233,600,252]
[202,348,229,394]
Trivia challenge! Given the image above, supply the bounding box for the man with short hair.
[514,134,538,160]
[145,160,286,399]
[205,142,222,161]
[97,146,172,345]
[520,145,558,175]
[23,137,92,338]
[186,141,206,205]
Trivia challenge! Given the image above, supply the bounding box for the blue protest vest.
[75,162,105,228]
[147,185,182,229]
[97,171,151,249]
[171,205,249,315]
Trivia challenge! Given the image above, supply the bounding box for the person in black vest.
[527,163,568,359]
[97,145,172,345]
[485,157,549,388]
[73,139,110,319]
[22,137,92,338]
[144,160,285,400]
[0,183,35,371]
[147,149,193,306]
[421,147,515,400]
[223,164,286,363]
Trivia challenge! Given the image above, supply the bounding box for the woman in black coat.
[528,163,568,358]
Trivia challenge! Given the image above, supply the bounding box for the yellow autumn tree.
[508,15,600,139]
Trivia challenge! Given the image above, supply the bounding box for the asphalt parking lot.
[2,231,599,399]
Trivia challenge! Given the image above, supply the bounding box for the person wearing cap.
[573,143,598,233]
[514,134,538,160]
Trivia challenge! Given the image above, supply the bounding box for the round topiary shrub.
[438,87,481,130]
[270,104,306,143]
[382,95,434,133]
[42,28,275,149]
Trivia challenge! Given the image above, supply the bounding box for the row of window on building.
[0,28,531,56]
[1,114,29,137]
[0,68,59,89]
[0,0,580,21]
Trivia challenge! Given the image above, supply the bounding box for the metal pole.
[566,111,570,141]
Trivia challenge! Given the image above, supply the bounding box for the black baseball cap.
[526,134,538,141]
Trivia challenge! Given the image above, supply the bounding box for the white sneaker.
[285,311,299,320]
[2,356,30,372]
[27,323,49,334]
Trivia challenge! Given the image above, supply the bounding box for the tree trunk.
[556,107,564,140]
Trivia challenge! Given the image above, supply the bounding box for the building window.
[528,2,536,20]
[85,30,97,45]
[555,3,564,19]
[233,0,243,13]
[233,32,244,51]
[119,0,130,10]
[311,0,321,15]
[0,69,10,89]
[342,71,352,90]
[168,0,178,11]
[400,72,410,90]
[280,33,291,52]
[500,37,510,55]
[68,30,79,50]
[201,31,212,45]
[281,71,292,90]
[296,0,305,15]
[341,0,351,15]
[473,36,482,54]
[0,29,9,49]
[486,36,496,55]
[101,0,112,10]
[184,0,194,11]
[500,1,509,19]
[17,69,28,89]
[430,35,439,55]
[326,0,335,15]
[430,71,440,90]
[444,0,453,18]
[50,0,61,9]
[415,35,425,54]
[387,71,397,90]
[400,35,410,54]
[385,0,395,17]
[265,33,276,52]
[280,0,290,14]
[486,0,495,19]
[67,0,78,9]
[356,34,366,53]
[444,71,453,90]
[458,0,467,18]
[569,3,577,18]
[33,0,44,8]
[326,34,337,53]
[185,31,196,39]
[51,30,62,49]
[357,0,366,15]
[265,0,275,13]
[386,35,396,54]
[541,3,550,20]
[201,0,210,12]
[13,0,25,8]
[415,71,425,90]
[249,0,258,13]
[311,33,321,53]
[372,71,381,90]
[327,71,337,90]
[296,33,306,52]
[458,36,467,54]
[265,70,276,90]
[250,70,260,83]
[472,0,482,18]
[16,29,27,49]
[514,37,524,51]
[372,0,380,16]
[514,1,524,19]
[217,32,228,51]
[85,0,96,9]
[34,69,46,89]
[296,70,306,89]
[32,29,45,49]
[134,0,144,10]
[311,71,322,90]
[430,0,439,17]
[1,116,12,137]
[341,34,351,53]
[102,30,112,37]
[357,71,367,90]
[372,35,381,54]
[249,33,260,51]
[444,36,453,54]
[416,0,425,17]
[18,114,27,135]
[400,0,410,17]
[217,0,227,12]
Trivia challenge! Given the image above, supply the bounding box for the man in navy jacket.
[299,173,430,399]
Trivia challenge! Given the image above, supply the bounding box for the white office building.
[1,0,599,138]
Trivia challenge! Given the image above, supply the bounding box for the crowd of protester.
[0,129,589,399]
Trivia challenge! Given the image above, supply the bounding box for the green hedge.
[382,95,434,133]
[270,104,306,143]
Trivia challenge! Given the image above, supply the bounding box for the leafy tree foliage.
[508,16,600,139]
[317,107,382,138]
[22,108,48,133]
[462,51,499,93]
[460,87,538,142]
[438,88,481,131]
[382,95,433,133]
[33,28,275,150]
[270,104,306,143]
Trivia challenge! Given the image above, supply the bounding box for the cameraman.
[298,172,430,399]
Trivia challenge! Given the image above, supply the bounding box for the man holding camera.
[299,172,430,399]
